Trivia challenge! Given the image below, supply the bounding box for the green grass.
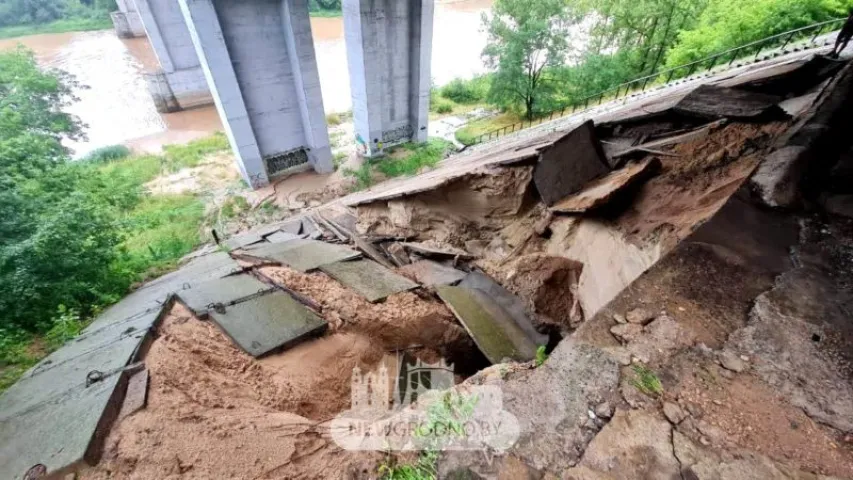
[0,17,113,40]
[326,112,343,126]
[631,364,664,397]
[308,9,342,17]
[535,346,548,367]
[345,138,454,191]
[454,112,523,146]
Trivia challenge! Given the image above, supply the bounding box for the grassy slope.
[0,134,230,392]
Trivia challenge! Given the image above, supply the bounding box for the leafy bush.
[433,98,454,114]
[440,76,490,104]
[343,162,374,191]
[375,139,454,178]
[326,112,342,126]
[81,144,131,163]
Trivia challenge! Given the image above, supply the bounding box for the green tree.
[481,0,578,119]
[0,48,125,332]
[665,0,847,67]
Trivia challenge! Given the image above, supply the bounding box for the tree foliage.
[482,0,579,119]
[665,0,848,67]
[0,0,111,28]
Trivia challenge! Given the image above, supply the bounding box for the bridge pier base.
[111,0,146,38]
[343,0,434,157]
[178,0,333,189]
[135,0,213,113]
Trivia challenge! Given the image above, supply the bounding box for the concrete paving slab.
[0,373,123,480]
[458,272,550,348]
[0,334,145,419]
[266,231,304,244]
[210,292,327,357]
[142,252,242,292]
[436,285,539,364]
[118,368,148,421]
[247,239,361,272]
[320,259,418,302]
[28,308,162,379]
[177,274,274,317]
[534,120,611,206]
[674,84,788,120]
[224,231,265,250]
[399,260,466,287]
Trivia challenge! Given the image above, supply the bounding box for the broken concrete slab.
[117,368,148,420]
[551,158,661,213]
[210,292,328,357]
[246,239,361,272]
[265,231,304,244]
[399,260,467,287]
[141,251,243,294]
[436,285,539,363]
[177,274,274,317]
[750,146,808,207]
[256,219,303,238]
[400,242,474,260]
[534,120,612,206]
[223,231,265,250]
[674,85,789,120]
[320,259,418,303]
[0,373,124,480]
[0,333,145,419]
[458,272,549,348]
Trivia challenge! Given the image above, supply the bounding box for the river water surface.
[0,0,494,157]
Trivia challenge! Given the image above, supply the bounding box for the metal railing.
[470,17,845,146]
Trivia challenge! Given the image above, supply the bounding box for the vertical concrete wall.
[343,0,434,156]
[111,0,146,38]
[135,0,213,112]
[178,0,333,188]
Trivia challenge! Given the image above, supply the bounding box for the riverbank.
[0,17,112,40]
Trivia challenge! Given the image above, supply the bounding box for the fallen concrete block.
[177,274,274,317]
[550,158,661,213]
[210,292,327,358]
[749,146,808,207]
[533,120,611,205]
[246,239,361,272]
[117,368,148,420]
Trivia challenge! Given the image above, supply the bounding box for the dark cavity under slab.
[210,291,328,358]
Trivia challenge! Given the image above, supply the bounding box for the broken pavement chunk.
[436,285,539,364]
[177,274,274,317]
[223,231,265,250]
[400,241,474,260]
[550,158,660,213]
[320,259,418,302]
[210,292,328,358]
[674,85,788,121]
[533,120,611,205]
[399,260,467,287]
[246,239,361,272]
[118,368,149,420]
[265,231,304,244]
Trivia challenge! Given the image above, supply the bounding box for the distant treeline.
[0,0,115,28]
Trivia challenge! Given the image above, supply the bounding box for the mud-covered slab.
[458,272,550,348]
[210,292,328,357]
[177,274,274,317]
[674,85,788,120]
[436,285,539,363]
[399,260,467,287]
[320,259,418,302]
[247,239,361,272]
[551,158,661,213]
[0,333,145,419]
[534,120,611,205]
[0,373,123,480]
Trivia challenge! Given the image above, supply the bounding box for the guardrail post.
[780,31,796,51]
[665,70,676,83]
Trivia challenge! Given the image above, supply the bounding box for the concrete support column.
[111,0,146,38]
[343,0,434,156]
[135,0,213,113]
[178,0,333,189]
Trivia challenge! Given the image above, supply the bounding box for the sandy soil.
[80,265,475,480]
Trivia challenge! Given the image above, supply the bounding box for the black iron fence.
[471,17,846,146]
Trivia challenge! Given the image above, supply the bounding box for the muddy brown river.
[0,0,493,158]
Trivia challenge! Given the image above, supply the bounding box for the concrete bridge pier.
[343,0,434,156]
[111,0,146,38]
[135,0,213,113]
[178,0,334,189]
